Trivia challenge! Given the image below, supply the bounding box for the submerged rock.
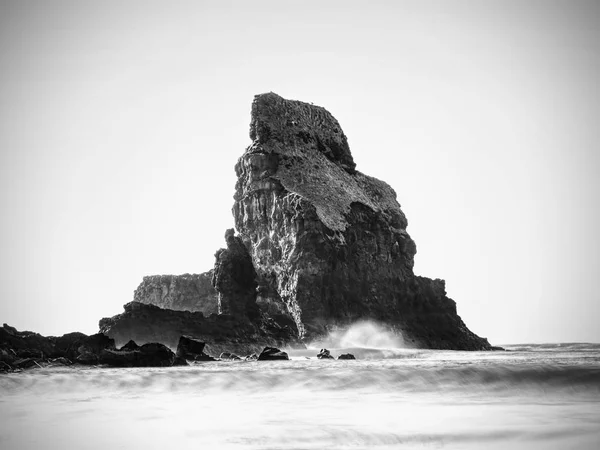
[317,349,334,359]
[233,92,492,350]
[338,353,356,360]
[258,347,289,361]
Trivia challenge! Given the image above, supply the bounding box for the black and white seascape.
[2,338,599,449]
[1,2,599,450]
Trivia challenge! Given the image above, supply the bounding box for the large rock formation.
[133,272,218,315]
[233,92,491,350]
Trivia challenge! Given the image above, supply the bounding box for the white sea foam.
[1,344,599,450]
[309,320,405,349]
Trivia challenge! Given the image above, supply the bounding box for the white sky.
[1,0,598,344]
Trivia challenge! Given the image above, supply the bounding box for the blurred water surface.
[1,343,599,449]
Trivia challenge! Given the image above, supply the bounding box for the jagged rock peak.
[249,92,356,174]
[237,93,408,234]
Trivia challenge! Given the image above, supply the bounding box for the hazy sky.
[1,1,598,344]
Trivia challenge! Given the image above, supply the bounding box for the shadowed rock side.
[233,92,491,350]
[212,228,260,319]
[133,272,218,315]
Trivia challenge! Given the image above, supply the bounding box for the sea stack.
[233,92,491,350]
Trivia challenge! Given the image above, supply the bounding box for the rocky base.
[0,323,118,371]
[99,301,304,356]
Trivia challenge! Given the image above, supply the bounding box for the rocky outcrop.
[134,272,218,315]
[99,301,303,356]
[0,323,117,370]
[232,92,492,350]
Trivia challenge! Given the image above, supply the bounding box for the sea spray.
[309,320,405,350]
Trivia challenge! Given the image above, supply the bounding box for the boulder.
[100,343,187,367]
[317,349,334,359]
[258,347,289,361]
[52,332,88,360]
[75,333,116,365]
[338,353,356,360]
[176,335,215,361]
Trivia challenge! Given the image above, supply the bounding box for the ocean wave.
[2,360,599,398]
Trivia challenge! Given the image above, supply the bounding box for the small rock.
[258,347,289,361]
[338,353,356,360]
[219,352,242,361]
[317,348,334,359]
[244,353,258,361]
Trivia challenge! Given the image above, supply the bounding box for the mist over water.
[315,320,405,349]
[1,343,599,449]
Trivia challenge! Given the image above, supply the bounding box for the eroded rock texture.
[133,272,218,315]
[233,92,491,350]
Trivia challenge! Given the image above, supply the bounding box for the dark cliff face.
[233,92,491,350]
[133,272,218,315]
[212,229,260,319]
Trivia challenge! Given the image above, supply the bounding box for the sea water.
[1,342,599,449]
